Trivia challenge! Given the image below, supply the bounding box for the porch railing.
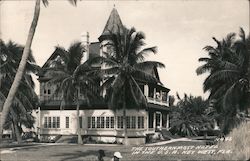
[147,97,168,106]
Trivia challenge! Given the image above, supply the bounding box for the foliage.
[92,27,165,110]
[197,28,250,134]
[45,41,100,144]
[0,40,38,135]
[46,42,101,105]
[169,93,213,137]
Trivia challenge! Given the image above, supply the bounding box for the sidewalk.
[0,142,42,149]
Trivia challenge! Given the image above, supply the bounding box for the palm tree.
[169,93,211,137]
[197,28,250,134]
[0,40,38,143]
[0,0,78,137]
[45,42,100,144]
[93,27,165,145]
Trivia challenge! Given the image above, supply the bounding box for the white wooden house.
[34,8,170,145]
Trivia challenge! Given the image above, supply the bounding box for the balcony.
[147,97,168,106]
[141,83,169,107]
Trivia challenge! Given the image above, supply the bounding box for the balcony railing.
[39,95,86,103]
[40,95,168,107]
[147,97,168,106]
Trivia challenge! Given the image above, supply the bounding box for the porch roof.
[147,103,170,112]
[40,101,170,112]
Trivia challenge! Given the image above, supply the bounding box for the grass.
[211,121,250,160]
[1,123,249,160]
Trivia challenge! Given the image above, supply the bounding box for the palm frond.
[129,76,147,108]
[222,82,239,113]
[42,0,49,7]
[206,69,239,85]
[239,27,246,42]
[68,0,77,6]
[135,46,158,62]
[196,64,212,75]
[134,61,165,71]
[90,56,118,68]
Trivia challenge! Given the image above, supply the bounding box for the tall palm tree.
[93,27,165,145]
[45,42,100,144]
[0,40,38,143]
[197,28,250,134]
[0,0,78,137]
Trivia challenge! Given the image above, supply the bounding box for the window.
[106,117,114,129]
[97,117,101,128]
[138,116,144,129]
[110,117,114,128]
[126,116,131,129]
[91,117,95,128]
[79,117,82,128]
[117,116,123,129]
[139,84,145,94]
[148,113,154,128]
[48,89,51,95]
[66,117,69,128]
[56,117,60,128]
[44,117,48,128]
[52,117,56,128]
[44,89,47,94]
[149,86,154,98]
[48,117,52,128]
[44,116,60,128]
[106,117,110,128]
[101,117,105,128]
[131,116,136,129]
[88,117,91,128]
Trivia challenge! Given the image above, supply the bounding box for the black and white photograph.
[0,0,250,160]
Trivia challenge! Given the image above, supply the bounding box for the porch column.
[160,90,163,100]
[153,88,156,99]
[160,113,162,128]
[144,84,149,97]
[153,112,156,129]
[166,114,170,130]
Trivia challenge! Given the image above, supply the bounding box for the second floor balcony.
[139,84,169,107]
[39,83,170,107]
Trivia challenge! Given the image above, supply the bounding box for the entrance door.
[148,112,154,128]
[155,113,161,128]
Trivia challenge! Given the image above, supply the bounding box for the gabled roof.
[137,66,170,92]
[41,47,62,69]
[37,47,62,79]
[98,8,125,42]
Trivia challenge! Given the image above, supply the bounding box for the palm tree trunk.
[13,120,22,144]
[0,0,41,137]
[76,88,83,144]
[123,89,128,145]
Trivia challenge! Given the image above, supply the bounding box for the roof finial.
[113,4,115,8]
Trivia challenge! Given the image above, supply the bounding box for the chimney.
[80,31,90,63]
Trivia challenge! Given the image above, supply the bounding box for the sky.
[1,0,249,98]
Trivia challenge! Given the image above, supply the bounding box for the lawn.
[0,140,233,161]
